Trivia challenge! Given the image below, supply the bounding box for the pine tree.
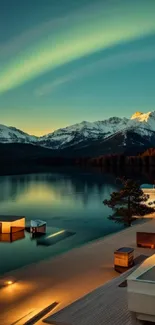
[103,178,154,226]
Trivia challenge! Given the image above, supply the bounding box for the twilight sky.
[0,0,155,135]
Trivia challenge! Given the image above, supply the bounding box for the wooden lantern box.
[114,247,134,273]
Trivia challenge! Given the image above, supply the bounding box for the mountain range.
[1,111,155,157]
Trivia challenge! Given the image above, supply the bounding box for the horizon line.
[0,110,153,137]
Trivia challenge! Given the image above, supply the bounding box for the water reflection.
[0,170,140,274]
[0,230,25,243]
[0,171,118,205]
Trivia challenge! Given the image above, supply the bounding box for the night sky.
[0,0,155,135]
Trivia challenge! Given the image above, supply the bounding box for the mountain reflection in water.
[0,169,150,274]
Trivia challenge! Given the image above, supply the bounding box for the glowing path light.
[0,0,155,93]
[46,230,65,239]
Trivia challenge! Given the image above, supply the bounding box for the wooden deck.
[44,267,139,325]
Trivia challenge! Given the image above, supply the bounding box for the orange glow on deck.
[6,281,13,285]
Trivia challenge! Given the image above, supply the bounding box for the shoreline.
[0,215,153,281]
[0,225,124,277]
[0,214,152,278]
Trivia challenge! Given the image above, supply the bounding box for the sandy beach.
[0,216,155,325]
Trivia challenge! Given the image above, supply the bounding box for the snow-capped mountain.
[0,125,37,144]
[38,111,155,150]
[129,111,155,135]
[38,117,129,149]
[1,111,155,156]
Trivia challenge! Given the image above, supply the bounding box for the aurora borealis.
[0,0,155,135]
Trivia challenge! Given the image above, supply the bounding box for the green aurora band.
[0,0,155,93]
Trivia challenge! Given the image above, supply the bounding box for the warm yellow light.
[47,230,65,239]
[6,280,13,285]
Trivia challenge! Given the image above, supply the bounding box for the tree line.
[76,150,155,169]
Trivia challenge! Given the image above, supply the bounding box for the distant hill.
[0,143,72,175]
[0,143,56,161]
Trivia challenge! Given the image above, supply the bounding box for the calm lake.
[0,169,131,274]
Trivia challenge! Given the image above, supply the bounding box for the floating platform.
[37,227,75,246]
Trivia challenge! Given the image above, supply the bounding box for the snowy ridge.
[0,110,155,150]
[0,124,37,143]
[38,117,129,149]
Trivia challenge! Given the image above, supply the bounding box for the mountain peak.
[131,111,152,122]
[1,110,155,153]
